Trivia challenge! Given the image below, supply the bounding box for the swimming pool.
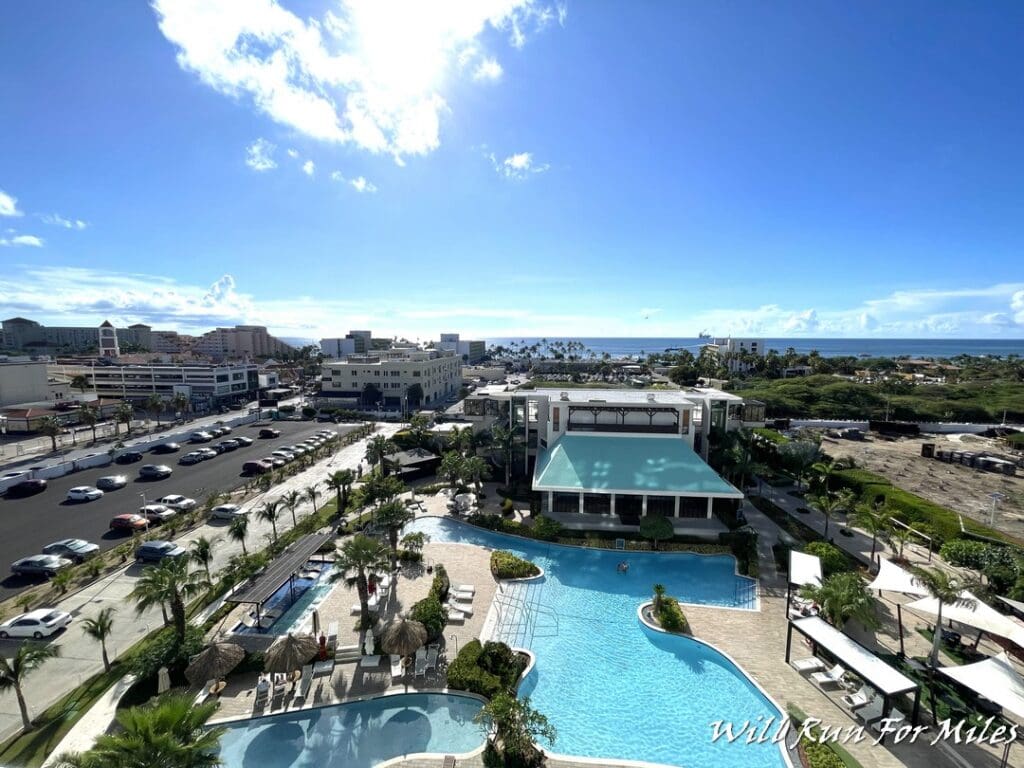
[216,692,484,768]
[233,562,335,636]
[406,516,787,768]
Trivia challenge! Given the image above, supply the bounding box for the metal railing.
[491,580,559,647]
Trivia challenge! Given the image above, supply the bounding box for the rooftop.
[533,434,743,497]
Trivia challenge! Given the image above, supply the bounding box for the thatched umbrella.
[379,615,427,661]
[185,642,246,686]
[264,633,319,673]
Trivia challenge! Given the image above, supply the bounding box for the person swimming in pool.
[617,561,629,573]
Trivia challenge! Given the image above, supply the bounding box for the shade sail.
[790,616,918,696]
[906,591,1024,649]
[997,595,1024,617]
[868,559,930,596]
[940,652,1024,721]
[789,550,822,588]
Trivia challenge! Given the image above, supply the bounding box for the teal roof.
[533,435,742,497]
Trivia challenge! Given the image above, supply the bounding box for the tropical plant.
[911,566,980,666]
[189,536,215,585]
[890,526,915,561]
[490,424,516,486]
[363,474,405,506]
[780,440,822,489]
[326,469,355,517]
[401,531,427,554]
[407,413,431,448]
[800,572,879,631]
[375,499,415,572]
[283,489,302,528]
[258,500,281,543]
[146,393,164,426]
[57,693,225,768]
[639,515,674,551]
[70,374,91,395]
[0,642,60,730]
[80,607,116,673]
[172,392,190,420]
[809,490,848,540]
[811,458,841,493]
[462,455,490,495]
[51,569,74,595]
[79,405,99,444]
[115,401,134,436]
[331,535,389,628]
[129,557,206,642]
[365,434,396,475]
[652,583,666,613]
[724,434,764,491]
[439,451,465,490]
[851,503,892,564]
[304,483,320,515]
[38,416,61,453]
[228,515,249,556]
[474,693,556,766]
[803,541,848,577]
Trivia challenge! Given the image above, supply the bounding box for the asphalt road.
[0,420,355,599]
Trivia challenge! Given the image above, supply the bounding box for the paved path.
[0,422,401,743]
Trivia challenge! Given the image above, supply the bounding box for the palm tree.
[811,458,840,493]
[326,470,354,516]
[473,693,556,765]
[283,489,302,528]
[375,499,414,572]
[890,526,914,561]
[490,425,515,486]
[780,440,821,490]
[146,394,164,426]
[189,536,215,585]
[652,583,666,613]
[80,607,115,673]
[228,515,249,556]
[809,491,847,540]
[911,566,979,666]
[304,484,320,515]
[331,535,389,628]
[0,642,60,730]
[37,416,61,453]
[851,503,892,565]
[462,455,490,495]
[70,374,91,396]
[79,404,99,444]
[258,500,281,543]
[440,451,465,491]
[58,693,225,768]
[799,572,879,631]
[115,401,134,436]
[129,557,206,642]
[365,434,396,475]
[171,392,190,421]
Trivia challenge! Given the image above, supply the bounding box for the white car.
[139,504,176,523]
[271,450,295,462]
[157,494,197,512]
[189,431,214,443]
[66,486,103,502]
[209,504,246,520]
[0,608,72,639]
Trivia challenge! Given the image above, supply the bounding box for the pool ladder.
[492,581,559,646]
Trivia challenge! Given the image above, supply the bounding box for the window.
[553,406,561,431]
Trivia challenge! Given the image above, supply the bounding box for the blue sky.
[2,0,1024,341]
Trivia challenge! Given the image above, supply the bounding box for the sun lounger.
[810,664,846,688]
[442,757,456,768]
[295,665,313,701]
[193,678,216,706]
[270,685,285,710]
[841,684,874,710]
[451,590,474,603]
[870,709,907,732]
[447,610,466,623]
[326,621,338,647]
[425,646,438,674]
[415,655,427,678]
[791,657,824,673]
[313,659,335,678]
[350,595,381,615]
[855,698,886,724]
[444,602,473,617]
[454,584,475,594]
[390,654,404,678]
[252,687,268,713]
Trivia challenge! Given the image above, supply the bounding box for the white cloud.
[330,170,345,182]
[349,176,377,193]
[0,234,44,247]
[41,213,88,230]
[302,160,315,176]
[151,0,563,162]
[0,189,22,217]
[557,2,568,26]
[491,151,550,180]
[286,148,300,159]
[472,57,503,82]
[1012,290,1024,324]
[245,138,277,171]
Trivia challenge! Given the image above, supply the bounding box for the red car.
[109,514,148,532]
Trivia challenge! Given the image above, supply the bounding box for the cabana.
[787,550,822,615]
[786,615,921,740]
[906,591,1024,652]
[939,652,1024,768]
[867,558,929,657]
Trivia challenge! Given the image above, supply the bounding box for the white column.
[546,491,553,513]
[674,496,680,517]
[706,497,714,519]
[642,495,648,517]
[578,493,585,514]
[610,493,616,516]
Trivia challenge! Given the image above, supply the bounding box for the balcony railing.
[567,423,678,435]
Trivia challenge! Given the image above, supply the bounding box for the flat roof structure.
[533,434,743,497]
[226,533,332,608]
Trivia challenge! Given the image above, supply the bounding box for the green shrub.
[129,625,204,682]
[752,427,790,445]
[446,640,526,699]
[720,529,759,577]
[656,597,690,634]
[531,515,563,541]
[940,539,991,570]
[803,542,848,577]
[802,739,847,768]
[430,563,450,603]
[301,406,316,419]
[398,549,423,563]
[502,497,514,514]
[478,641,526,684]
[491,550,541,579]
[410,595,447,642]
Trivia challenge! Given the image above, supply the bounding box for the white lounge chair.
[454,584,475,595]
[193,678,216,706]
[841,684,874,710]
[451,590,474,603]
[295,665,313,701]
[425,646,438,674]
[791,657,824,673]
[414,648,427,678]
[326,621,338,647]
[810,664,846,688]
[444,602,473,617]
[390,654,404,678]
[871,709,907,732]
[855,697,885,724]
[447,610,466,623]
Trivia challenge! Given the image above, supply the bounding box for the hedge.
[466,513,564,542]
[752,427,790,445]
[410,595,447,642]
[490,550,540,579]
[446,639,526,699]
[803,542,848,577]
[939,539,990,570]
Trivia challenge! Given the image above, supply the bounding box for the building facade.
[192,325,293,360]
[320,348,460,408]
[0,361,52,408]
[437,333,486,363]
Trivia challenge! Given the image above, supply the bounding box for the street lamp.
[988,492,1006,527]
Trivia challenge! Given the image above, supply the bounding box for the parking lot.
[0,420,355,599]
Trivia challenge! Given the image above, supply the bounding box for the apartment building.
[53,362,258,409]
[192,325,293,360]
[320,348,460,408]
[320,330,373,359]
[436,333,486,363]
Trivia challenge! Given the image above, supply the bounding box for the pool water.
[233,562,335,636]
[216,692,483,768]
[406,517,787,768]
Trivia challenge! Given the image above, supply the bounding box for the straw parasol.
[264,633,319,673]
[379,615,427,660]
[185,642,246,686]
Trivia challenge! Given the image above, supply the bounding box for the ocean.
[482,337,1024,359]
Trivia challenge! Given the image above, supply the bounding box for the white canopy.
[997,595,1024,617]
[939,652,1024,721]
[867,559,929,596]
[791,616,918,696]
[789,550,822,588]
[906,591,1024,649]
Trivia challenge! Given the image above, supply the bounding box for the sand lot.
[824,432,1024,540]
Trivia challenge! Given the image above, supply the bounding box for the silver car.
[96,474,128,490]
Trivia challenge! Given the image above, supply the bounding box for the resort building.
[319,348,461,409]
[192,325,293,360]
[462,387,765,533]
[0,317,182,354]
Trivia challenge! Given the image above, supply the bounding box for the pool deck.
[210,486,1008,768]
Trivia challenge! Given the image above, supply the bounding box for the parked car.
[179,451,205,465]
[196,447,219,460]
[66,486,103,502]
[140,504,176,524]
[0,608,73,639]
[96,474,128,491]
[135,540,186,563]
[234,436,254,447]
[114,451,144,465]
[209,503,246,520]
[207,443,226,455]
[271,450,295,462]
[218,439,240,451]
[110,514,148,532]
[139,464,172,480]
[151,442,181,454]
[217,424,232,434]
[41,539,99,562]
[242,459,273,475]
[2,479,47,498]
[157,494,196,512]
[11,554,73,578]
[189,431,213,443]
[288,445,307,457]
[259,428,281,438]
[266,456,286,468]
[209,427,226,438]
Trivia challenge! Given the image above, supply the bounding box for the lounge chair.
[442,756,456,768]
[447,610,466,623]
[444,602,473,617]
[810,664,846,689]
[454,584,475,594]
[270,684,285,710]
[193,678,216,706]
[326,621,338,647]
[870,708,907,732]
[425,646,439,674]
[252,686,269,713]
[855,697,894,725]
[414,648,427,678]
[841,684,874,710]
[451,590,474,603]
[390,654,404,678]
[313,659,335,678]
[791,657,824,673]
[294,665,313,702]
